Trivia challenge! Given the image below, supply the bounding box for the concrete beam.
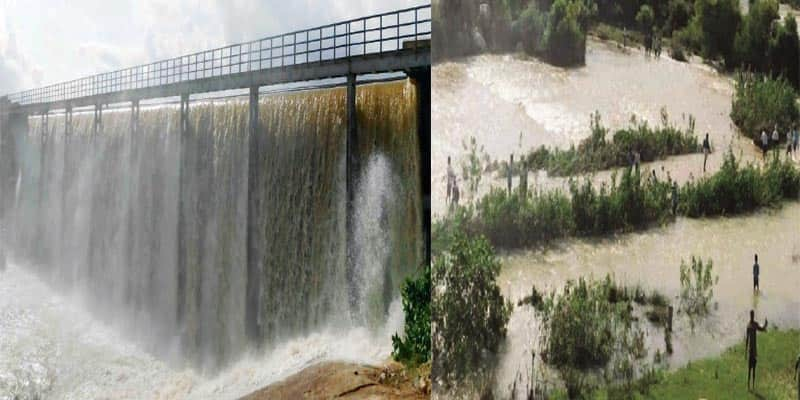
[9,49,429,115]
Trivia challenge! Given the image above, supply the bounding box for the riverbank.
[240,361,429,399]
[599,329,800,399]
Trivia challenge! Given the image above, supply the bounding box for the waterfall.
[0,80,422,372]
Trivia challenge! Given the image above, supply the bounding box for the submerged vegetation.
[392,264,431,367]
[431,234,512,392]
[436,150,800,251]
[678,256,718,330]
[522,109,699,177]
[523,276,668,398]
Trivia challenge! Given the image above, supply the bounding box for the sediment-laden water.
[0,81,422,398]
[432,39,763,214]
[496,204,800,397]
[432,39,800,397]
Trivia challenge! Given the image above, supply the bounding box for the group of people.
[759,125,800,160]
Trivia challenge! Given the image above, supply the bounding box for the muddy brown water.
[432,39,800,397]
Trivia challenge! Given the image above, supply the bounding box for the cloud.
[0,28,40,94]
[0,0,424,95]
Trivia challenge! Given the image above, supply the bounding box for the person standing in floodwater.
[519,158,528,199]
[507,154,514,194]
[702,133,711,173]
[753,254,760,293]
[451,178,460,211]
[446,156,456,207]
[762,130,770,160]
[745,309,768,391]
[671,181,679,215]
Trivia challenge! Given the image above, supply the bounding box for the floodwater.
[0,82,421,398]
[432,39,800,397]
[0,260,402,399]
[495,203,800,397]
[432,39,765,215]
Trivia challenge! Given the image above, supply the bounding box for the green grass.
[639,329,800,400]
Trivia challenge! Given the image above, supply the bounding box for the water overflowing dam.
[0,81,423,397]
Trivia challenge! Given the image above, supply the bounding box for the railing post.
[346,73,358,312]
[246,85,263,344]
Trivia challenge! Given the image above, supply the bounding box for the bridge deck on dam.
[0,5,430,114]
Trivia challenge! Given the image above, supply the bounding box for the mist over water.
[0,81,422,398]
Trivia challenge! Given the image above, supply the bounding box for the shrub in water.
[431,233,512,385]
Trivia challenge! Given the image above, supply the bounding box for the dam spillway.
[0,80,424,374]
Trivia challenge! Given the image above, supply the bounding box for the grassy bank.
[436,151,800,251]
[520,110,699,177]
[611,329,800,399]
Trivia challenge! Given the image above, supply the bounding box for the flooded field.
[495,203,800,396]
[432,39,768,216]
[433,38,800,397]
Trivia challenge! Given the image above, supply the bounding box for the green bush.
[439,146,800,250]
[636,4,655,32]
[391,263,431,367]
[732,0,777,71]
[524,110,699,177]
[545,0,590,66]
[665,0,694,36]
[534,276,649,398]
[680,150,800,217]
[769,15,800,88]
[693,0,740,64]
[515,0,593,66]
[678,256,718,329]
[516,2,548,55]
[460,166,671,248]
[730,72,798,141]
[431,234,512,385]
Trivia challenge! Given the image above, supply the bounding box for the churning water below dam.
[0,81,423,399]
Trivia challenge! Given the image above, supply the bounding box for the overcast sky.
[0,0,425,95]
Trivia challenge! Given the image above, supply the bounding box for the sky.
[0,0,425,95]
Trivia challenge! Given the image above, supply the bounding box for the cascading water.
[0,80,422,398]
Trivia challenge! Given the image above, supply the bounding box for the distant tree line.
[434,0,800,86]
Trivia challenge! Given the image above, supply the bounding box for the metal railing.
[3,5,430,106]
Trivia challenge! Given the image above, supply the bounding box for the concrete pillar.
[37,112,49,263]
[124,100,139,291]
[92,103,102,139]
[345,73,358,312]
[246,85,263,343]
[61,105,72,267]
[177,93,189,325]
[410,67,431,265]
